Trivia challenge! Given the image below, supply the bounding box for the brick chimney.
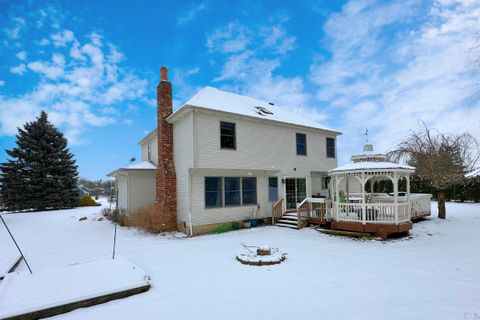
[156,66,177,230]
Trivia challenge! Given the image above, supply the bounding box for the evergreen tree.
[0,111,79,211]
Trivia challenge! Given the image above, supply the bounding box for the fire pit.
[236,244,286,266]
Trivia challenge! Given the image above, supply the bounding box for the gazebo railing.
[337,203,362,221]
[337,202,410,224]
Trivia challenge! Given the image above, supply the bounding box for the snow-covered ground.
[0,201,479,320]
[0,257,149,319]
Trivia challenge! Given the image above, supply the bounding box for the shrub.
[101,204,173,233]
[79,194,97,206]
[101,207,128,225]
[125,203,172,233]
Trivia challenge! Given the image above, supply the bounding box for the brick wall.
[155,66,177,230]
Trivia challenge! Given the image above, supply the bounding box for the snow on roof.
[329,161,415,173]
[172,86,340,133]
[107,161,157,177]
[125,161,157,170]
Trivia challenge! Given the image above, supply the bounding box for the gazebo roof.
[329,161,415,174]
[329,143,415,175]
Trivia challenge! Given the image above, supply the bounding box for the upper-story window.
[296,133,307,156]
[220,121,236,150]
[147,143,152,161]
[326,137,335,158]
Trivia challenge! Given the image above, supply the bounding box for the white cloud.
[310,0,480,161]
[51,29,75,47]
[177,2,207,25]
[5,17,26,39]
[205,17,313,120]
[0,80,5,86]
[27,60,65,79]
[260,25,296,54]
[172,67,202,109]
[10,64,26,75]
[16,50,27,60]
[38,38,50,46]
[206,23,251,53]
[0,26,148,144]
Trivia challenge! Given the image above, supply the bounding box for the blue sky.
[1,0,479,180]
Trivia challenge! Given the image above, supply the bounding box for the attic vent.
[254,106,274,116]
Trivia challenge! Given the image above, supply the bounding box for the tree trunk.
[438,191,446,219]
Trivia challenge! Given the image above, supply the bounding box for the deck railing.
[272,198,283,225]
[276,193,431,228]
[409,194,431,219]
[335,193,431,225]
[296,198,328,228]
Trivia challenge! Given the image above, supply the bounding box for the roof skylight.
[254,106,274,116]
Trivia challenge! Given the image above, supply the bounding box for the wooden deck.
[331,220,412,239]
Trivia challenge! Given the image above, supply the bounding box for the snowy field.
[0,201,479,320]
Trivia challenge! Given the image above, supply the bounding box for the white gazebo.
[327,144,431,238]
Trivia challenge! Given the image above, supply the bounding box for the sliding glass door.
[285,178,307,209]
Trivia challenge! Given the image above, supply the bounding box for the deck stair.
[275,210,299,229]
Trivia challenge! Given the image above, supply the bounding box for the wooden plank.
[316,228,371,238]
[2,284,150,320]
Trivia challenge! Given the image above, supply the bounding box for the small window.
[242,177,257,205]
[268,177,278,202]
[205,177,222,208]
[321,177,330,190]
[326,137,335,158]
[220,122,236,149]
[296,133,307,156]
[147,143,152,161]
[224,177,241,206]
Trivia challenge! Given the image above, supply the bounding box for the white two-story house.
[108,67,341,235]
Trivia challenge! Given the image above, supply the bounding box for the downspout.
[188,169,194,236]
[187,109,198,237]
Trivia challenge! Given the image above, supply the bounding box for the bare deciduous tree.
[390,123,479,219]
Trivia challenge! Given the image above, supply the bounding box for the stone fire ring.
[236,247,287,266]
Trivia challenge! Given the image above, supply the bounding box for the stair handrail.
[272,198,283,225]
[296,198,328,229]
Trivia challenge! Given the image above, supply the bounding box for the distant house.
[108,66,341,235]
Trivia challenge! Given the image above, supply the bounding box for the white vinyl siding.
[173,112,194,225]
[140,133,158,165]
[194,111,337,176]
[116,170,156,212]
[127,170,156,211]
[117,175,128,210]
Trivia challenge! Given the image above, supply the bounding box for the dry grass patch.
[125,203,173,233]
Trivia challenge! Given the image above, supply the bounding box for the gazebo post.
[370,177,374,196]
[346,177,350,203]
[361,172,366,225]
[406,174,411,218]
[335,176,340,221]
[394,171,399,224]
